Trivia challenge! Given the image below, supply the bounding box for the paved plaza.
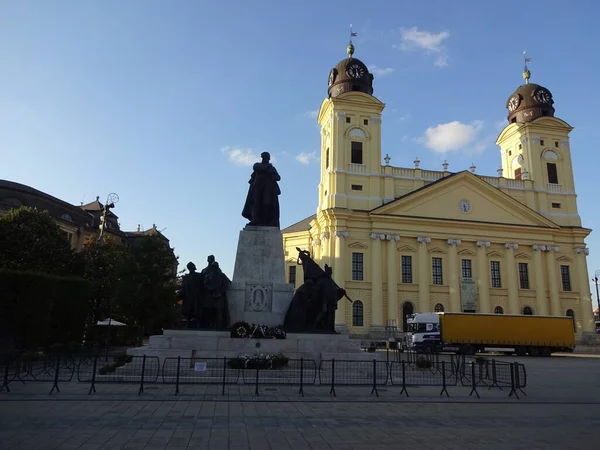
[1,354,599,449]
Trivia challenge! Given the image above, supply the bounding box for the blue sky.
[2,0,600,294]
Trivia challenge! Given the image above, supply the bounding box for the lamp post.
[593,270,600,323]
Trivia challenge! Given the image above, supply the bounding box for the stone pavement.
[1,354,600,449]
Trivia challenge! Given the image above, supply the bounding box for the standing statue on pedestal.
[241,152,281,228]
[201,255,231,330]
[177,262,204,328]
[283,248,351,333]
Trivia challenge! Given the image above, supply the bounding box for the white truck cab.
[405,313,441,353]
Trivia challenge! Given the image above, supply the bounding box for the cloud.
[303,110,318,119]
[221,147,276,166]
[368,65,394,77]
[396,26,450,67]
[295,151,319,165]
[420,120,485,154]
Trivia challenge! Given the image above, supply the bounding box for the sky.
[2,0,600,297]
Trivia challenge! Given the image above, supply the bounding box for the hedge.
[0,270,92,351]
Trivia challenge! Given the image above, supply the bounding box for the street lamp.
[592,270,600,323]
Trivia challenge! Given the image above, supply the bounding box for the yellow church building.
[282,42,596,339]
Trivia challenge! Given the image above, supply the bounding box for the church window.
[547,163,559,184]
[461,259,472,279]
[325,148,329,169]
[514,168,522,180]
[519,144,522,150]
[432,257,443,285]
[351,141,363,164]
[519,263,530,289]
[363,119,368,126]
[560,265,571,291]
[346,117,351,124]
[351,184,363,191]
[59,213,73,222]
[552,203,561,209]
[522,306,533,315]
[540,139,545,146]
[351,252,364,281]
[288,265,296,285]
[434,303,444,313]
[508,150,512,156]
[352,301,364,326]
[494,306,504,314]
[401,256,412,283]
[555,141,559,148]
[490,261,501,288]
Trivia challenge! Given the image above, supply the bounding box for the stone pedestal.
[226,225,294,327]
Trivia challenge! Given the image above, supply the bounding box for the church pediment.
[428,247,447,254]
[556,255,573,262]
[515,253,532,260]
[457,249,476,256]
[398,245,416,253]
[487,251,503,258]
[370,171,559,229]
[348,241,368,249]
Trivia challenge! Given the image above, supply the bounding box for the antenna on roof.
[81,193,85,206]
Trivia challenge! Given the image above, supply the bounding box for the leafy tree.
[0,206,78,275]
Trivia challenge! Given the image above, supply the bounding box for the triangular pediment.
[556,255,573,262]
[457,249,476,256]
[515,253,532,260]
[371,171,559,229]
[348,241,368,249]
[487,251,503,258]
[428,247,447,254]
[398,245,416,253]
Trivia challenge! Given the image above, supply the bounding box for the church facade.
[282,42,596,338]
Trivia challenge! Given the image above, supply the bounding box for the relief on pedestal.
[244,283,273,313]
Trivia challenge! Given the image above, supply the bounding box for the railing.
[506,179,525,189]
[547,183,563,192]
[391,167,415,178]
[479,175,500,187]
[421,170,445,181]
[348,163,367,174]
[0,351,527,399]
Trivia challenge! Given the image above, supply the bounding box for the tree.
[0,206,78,275]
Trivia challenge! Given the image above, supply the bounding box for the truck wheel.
[516,347,526,357]
[540,347,552,357]
[528,346,540,357]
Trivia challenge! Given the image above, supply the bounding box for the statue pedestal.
[227,226,294,327]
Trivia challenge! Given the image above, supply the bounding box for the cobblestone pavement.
[1,355,599,449]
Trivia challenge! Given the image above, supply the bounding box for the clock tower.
[316,40,386,213]
[496,63,581,227]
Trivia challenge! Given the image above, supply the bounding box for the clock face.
[346,63,365,79]
[508,95,520,112]
[534,89,551,104]
[458,199,471,214]
[328,69,337,86]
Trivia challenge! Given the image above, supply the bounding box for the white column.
[329,232,347,329]
[370,233,384,331]
[532,245,548,315]
[476,241,491,313]
[447,239,461,312]
[575,247,595,332]
[386,234,400,326]
[545,245,561,316]
[417,236,431,313]
[504,243,519,314]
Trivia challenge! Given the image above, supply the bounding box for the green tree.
[0,206,78,275]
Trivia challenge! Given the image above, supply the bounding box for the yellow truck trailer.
[406,312,575,356]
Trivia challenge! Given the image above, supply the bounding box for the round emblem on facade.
[249,286,268,312]
[458,199,471,214]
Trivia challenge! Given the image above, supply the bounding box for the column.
[532,245,549,315]
[476,241,491,313]
[386,234,400,326]
[447,239,461,312]
[545,245,561,316]
[417,236,431,313]
[505,243,519,314]
[313,237,321,262]
[575,247,595,332]
[370,233,384,331]
[330,232,347,330]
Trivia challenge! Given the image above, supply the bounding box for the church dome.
[506,65,555,123]
[327,42,374,98]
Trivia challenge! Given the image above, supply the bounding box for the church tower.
[496,58,581,227]
[316,39,386,213]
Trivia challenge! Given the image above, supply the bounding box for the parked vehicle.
[406,312,575,356]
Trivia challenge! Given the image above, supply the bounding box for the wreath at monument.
[227,352,289,370]
[230,321,286,339]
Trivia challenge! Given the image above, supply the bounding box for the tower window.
[508,150,512,156]
[363,119,368,125]
[540,139,545,146]
[552,202,561,209]
[325,148,329,169]
[514,168,522,180]
[555,141,559,148]
[346,117,351,124]
[547,163,559,184]
[351,141,363,164]
[351,184,363,191]
[519,144,522,150]
[511,118,517,123]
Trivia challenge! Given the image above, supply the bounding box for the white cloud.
[303,110,318,119]
[421,120,485,154]
[396,26,450,67]
[369,65,395,77]
[295,151,319,165]
[221,147,276,166]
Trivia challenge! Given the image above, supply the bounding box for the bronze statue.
[283,248,351,333]
[177,262,204,328]
[241,152,281,228]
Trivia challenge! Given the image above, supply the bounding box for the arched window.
[59,213,73,222]
[352,301,364,327]
[566,309,576,332]
[434,303,444,312]
[522,306,533,315]
[402,301,414,330]
[494,306,504,314]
